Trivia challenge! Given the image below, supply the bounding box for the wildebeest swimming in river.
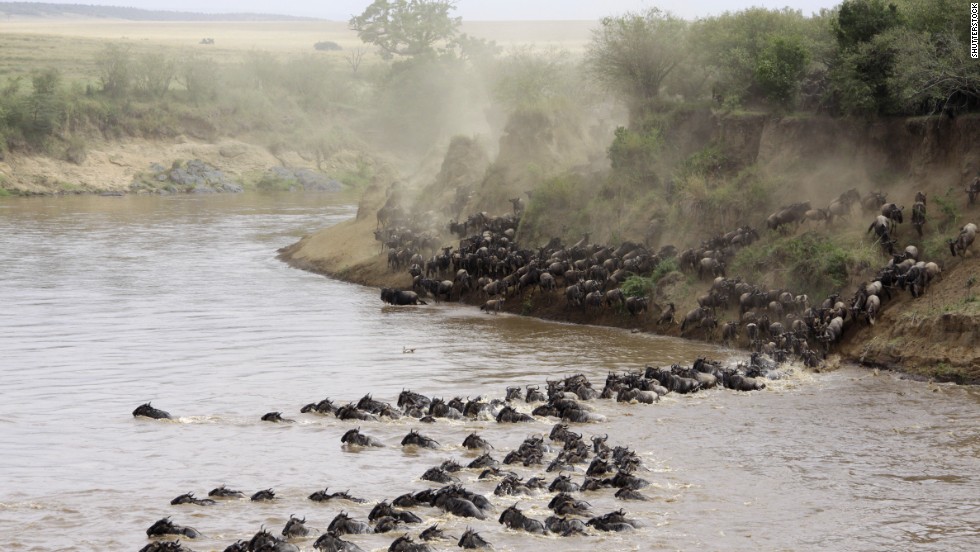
[381,287,426,305]
[208,485,245,499]
[146,516,202,539]
[261,411,295,423]
[139,541,195,552]
[340,427,384,447]
[457,528,492,549]
[133,402,171,419]
[170,492,216,506]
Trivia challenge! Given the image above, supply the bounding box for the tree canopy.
[349,0,461,60]
[585,8,687,118]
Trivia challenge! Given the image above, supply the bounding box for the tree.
[755,35,811,108]
[829,0,904,114]
[834,0,902,50]
[28,68,63,139]
[96,44,132,98]
[585,8,687,119]
[349,0,461,60]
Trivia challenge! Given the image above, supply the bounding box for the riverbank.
[279,211,980,384]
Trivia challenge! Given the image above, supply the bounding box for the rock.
[133,159,243,194]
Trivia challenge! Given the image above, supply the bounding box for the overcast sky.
[38,1,842,20]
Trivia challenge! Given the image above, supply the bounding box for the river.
[0,193,977,551]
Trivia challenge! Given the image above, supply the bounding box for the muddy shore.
[278,212,980,385]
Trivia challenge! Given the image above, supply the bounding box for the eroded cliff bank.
[280,111,980,384]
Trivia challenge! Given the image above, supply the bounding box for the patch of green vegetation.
[334,157,377,189]
[933,187,961,233]
[930,362,966,384]
[255,173,298,192]
[621,275,654,298]
[730,231,873,297]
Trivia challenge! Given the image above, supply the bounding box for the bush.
[621,274,654,298]
[730,232,867,297]
[314,41,343,51]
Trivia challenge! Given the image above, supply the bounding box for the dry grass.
[0,19,595,84]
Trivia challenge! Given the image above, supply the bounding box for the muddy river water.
[0,193,977,551]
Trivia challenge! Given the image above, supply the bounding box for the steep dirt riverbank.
[279,211,980,385]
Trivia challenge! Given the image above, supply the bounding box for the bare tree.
[345,47,367,74]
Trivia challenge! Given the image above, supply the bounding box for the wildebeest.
[625,296,648,316]
[282,515,310,538]
[766,202,811,233]
[401,430,439,449]
[864,294,881,325]
[828,188,861,219]
[133,402,171,419]
[432,486,488,519]
[544,515,588,536]
[261,411,295,423]
[457,528,492,549]
[421,467,458,484]
[388,534,432,552]
[327,512,372,535]
[308,488,366,503]
[208,485,245,499]
[911,200,926,237]
[587,509,642,532]
[969,176,980,205]
[251,488,276,501]
[950,223,978,256]
[340,428,384,447]
[498,503,546,534]
[170,492,215,506]
[139,542,195,552]
[861,191,887,213]
[614,487,648,501]
[462,432,493,450]
[496,405,534,423]
[480,299,504,314]
[549,492,592,515]
[419,524,448,541]
[881,202,904,226]
[146,517,202,539]
[246,528,300,552]
[301,398,337,415]
[312,531,364,551]
[381,288,426,305]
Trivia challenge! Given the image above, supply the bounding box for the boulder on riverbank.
[131,159,244,194]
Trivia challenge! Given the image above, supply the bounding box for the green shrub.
[255,173,297,192]
[314,41,343,51]
[621,274,654,298]
[730,232,865,297]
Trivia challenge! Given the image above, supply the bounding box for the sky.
[32,1,843,20]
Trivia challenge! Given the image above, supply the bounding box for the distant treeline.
[0,2,318,21]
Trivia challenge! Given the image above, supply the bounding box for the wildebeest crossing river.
[0,193,978,551]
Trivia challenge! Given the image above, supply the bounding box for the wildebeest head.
[458,528,491,549]
[341,428,362,444]
[281,514,308,538]
[133,402,171,419]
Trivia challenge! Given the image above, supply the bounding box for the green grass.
[730,231,880,298]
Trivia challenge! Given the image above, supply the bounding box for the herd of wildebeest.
[134,347,783,551]
[134,179,979,551]
[377,181,978,366]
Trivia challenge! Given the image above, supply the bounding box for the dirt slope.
[838,254,980,383]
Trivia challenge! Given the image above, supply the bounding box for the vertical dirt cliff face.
[730,113,980,201]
